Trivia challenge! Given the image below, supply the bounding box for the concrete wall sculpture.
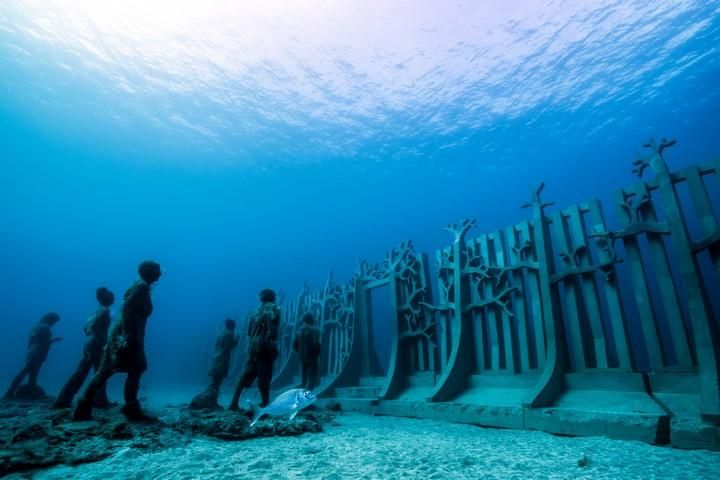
[273,139,720,450]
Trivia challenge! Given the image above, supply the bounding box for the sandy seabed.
[22,413,720,480]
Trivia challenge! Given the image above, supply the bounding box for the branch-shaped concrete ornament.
[521,182,554,211]
[356,259,369,280]
[357,259,384,282]
[440,275,454,302]
[589,227,618,261]
[512,239,533,262]
[419,300,454,313]
[643,137,677,156]
[633,138,677,177]
[465,243,484,268]
[324,271,335,293]
[398,281,425,316]
[620,193,652,224]
[399,313,437,348]
[435,249,454,272]
[444,218,477,242]
[559,244,587,269]
[464,284,518,316]
[397,252,421,282]
[384,241,415,276]
[469,274,485,298]
[631,154,650,178]
[599,264,616,283]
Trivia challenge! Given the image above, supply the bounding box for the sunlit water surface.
[1,0,719,391]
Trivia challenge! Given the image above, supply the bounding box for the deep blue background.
[1,1,719,394]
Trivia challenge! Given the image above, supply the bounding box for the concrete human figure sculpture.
[53,287,115,409]
[292,312,322,390]
[4,312,62,400]
[228,289,281,410]
[190,318,240,409]
[73,261,161,421]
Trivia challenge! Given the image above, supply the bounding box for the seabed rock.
[189,390,221,411]
[14,384,52,401]
[173,406,328,441]
[325,400,342,412]
[577,454,591,468]
[0,398,335,476]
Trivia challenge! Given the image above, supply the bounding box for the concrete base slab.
[649,391,720,451]
[316,370,715,449]
[670,416,720,451]
[321,397,671,445]
[553,389,665,415]
[334,386,382,398]
[453,387,533,407]
[358,377,386,387]
[653,392,700,418]
[395,386,434,402]
[525,407,668,444]
[317,398,377,414]
[374,400,526,429]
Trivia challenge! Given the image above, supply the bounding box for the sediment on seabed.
[3,401,719,480]
[0,399,331,477]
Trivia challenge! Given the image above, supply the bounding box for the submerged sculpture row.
[4,271,319,422]
[268,139,720,449]
[4,138,720,451]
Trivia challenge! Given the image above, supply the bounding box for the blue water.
[1,1,719,389]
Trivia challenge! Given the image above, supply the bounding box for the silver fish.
[248,388,317,427]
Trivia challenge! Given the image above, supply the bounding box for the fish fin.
[289,410,299,421]
[245,399,258,413]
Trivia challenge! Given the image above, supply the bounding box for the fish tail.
[246,400,262,427]
[249,411,262,427]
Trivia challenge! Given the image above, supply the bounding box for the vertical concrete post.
[379,269,402,399]
[429,219,476,402]
[642,139,720,420]
[523,183,567,408]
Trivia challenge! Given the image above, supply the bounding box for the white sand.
[29,413,720,480]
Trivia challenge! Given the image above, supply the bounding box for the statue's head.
[258,288,276,303]
[302,311,315,325]
[225,318,236,330]
[138,260,162,284]
[41,312,60,326]
[96,287,115,307]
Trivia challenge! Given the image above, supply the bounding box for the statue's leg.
[122,370,153,421]
[210,375,223,394]
[54,353,92,408]
[308,360,319,391]
[229,358,257,410]
[73,363,113,421]
[257,355,274,407]
[300,361,308,389]
[91,353,110,407]
[27,362,41,387]
[4,365,30,399]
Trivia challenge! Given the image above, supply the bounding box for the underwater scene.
[2,0,720,478]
